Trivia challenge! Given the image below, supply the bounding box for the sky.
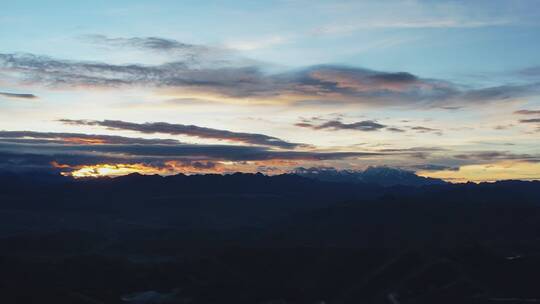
[1,0,540,182]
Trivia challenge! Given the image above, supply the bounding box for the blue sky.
[1,0,540,181]
[3,0,540,74]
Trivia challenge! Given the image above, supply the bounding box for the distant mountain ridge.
[293,166,447,186]
[0,166,446,187]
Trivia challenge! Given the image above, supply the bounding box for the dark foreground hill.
[0,172,539,303]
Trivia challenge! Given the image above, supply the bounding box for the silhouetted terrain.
[1,171,540,303]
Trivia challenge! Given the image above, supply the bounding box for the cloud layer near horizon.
[1,129,538,178]
[0,130,377,175]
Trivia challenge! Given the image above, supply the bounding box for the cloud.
[515,109,540,115]
[0,131,181,145]
[519,118,540,123]
[409,126,443,135]
[59,119,303,149]
[0,140,370,161]
[313,19,511,35]
[375,146,446,160]
[296,119,386,131]
[295,116,445,134]
[0,151,122,172]
[308,0,519,36]
[0,53,270,97]
[81,35,240,68]
[386,127,406,133]
[519,66,540,77]
[494,124,514,130]
[453,151,540,162]
[0,131,375,174]
[411,164,459,172]
[295,117,444,135]
[0,91,37,99]
[2,39,540,108]
[376,147,446,153]
[83,34,201,52]
[2,131,535,179]
[0,53,162,87]
[462,83,540,102]
[282,65,461,106]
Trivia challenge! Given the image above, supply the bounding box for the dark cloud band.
[0,91,37,99]
[0,131,376,173]
[514,109,540,115]
[519,118,540,123]
[295,119,386,131]
[59,119,303,149]
[0,131,181,145]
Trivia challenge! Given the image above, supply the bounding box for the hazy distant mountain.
[293,166,447,186]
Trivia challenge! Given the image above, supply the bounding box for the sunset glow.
[63,164,166,178]
[418,161,540,183]
[0,0,539,182]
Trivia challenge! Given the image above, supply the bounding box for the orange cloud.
[418,161,540,183]
[62,137,106,145]
[51,161,71,169]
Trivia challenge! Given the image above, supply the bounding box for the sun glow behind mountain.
[61,163,163,178]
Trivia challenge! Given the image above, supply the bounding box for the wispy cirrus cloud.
[308,0,519,36]
[59,119,304,149]
[313,19,511,35]
[83,34,202,52]
[80,34,243,67]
